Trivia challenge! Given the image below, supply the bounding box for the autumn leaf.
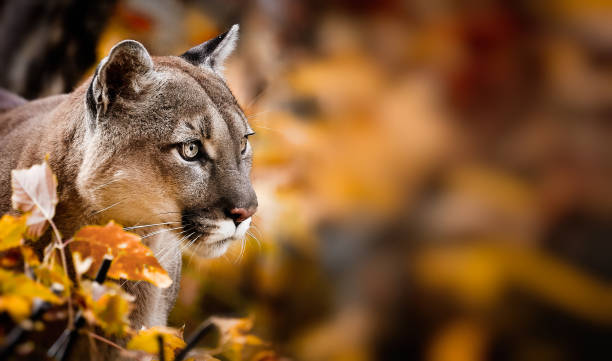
[80,280,133,336]
[69,221,172,288]
[20,245,41,267]
[34,262,71,296]
[0,268,61,320]
[127,326,186,361]
[211,316,264,347]
[250,351,281,361]
[11,160,58,238]
[210,316,266,360]
[0,214,28,251]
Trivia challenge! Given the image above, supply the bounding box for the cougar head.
[77,25,257,257]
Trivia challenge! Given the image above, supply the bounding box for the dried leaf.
[69,221,172,288]
[0,268,61,321]
[127,326,186,361]
[11,161,58,238]
[0,214,27,251]
[211,316,266,359]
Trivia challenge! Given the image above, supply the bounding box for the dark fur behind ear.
[91,40,153,116]
[180,24,239,76]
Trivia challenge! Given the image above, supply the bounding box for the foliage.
[11,159,58,239]
[70,222,172,288]
[0,161,271,360]
[127,326,186,360]
[0,214,27,251]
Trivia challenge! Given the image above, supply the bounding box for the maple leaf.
[11,161,58,238]
[127,326,186,361]
[0,268,61,321]
[0,214,28,251]
[69,221,172,288]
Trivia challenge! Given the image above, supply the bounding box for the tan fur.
[0,30,256,359]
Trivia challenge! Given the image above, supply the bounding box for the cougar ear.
[89,40,153,116]
[180,24,239,76]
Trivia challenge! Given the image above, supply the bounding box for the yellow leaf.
[0,294,30,320]
[11,161,58,239]
[35,262,71,296]
[251,351,280,361]
[0,268,61,321]
[127,326,186,361]
[69,221,172,288]
[20,245,40,267]
[94,293,131,335]
[79,280,133,336]
[0,214,27,251]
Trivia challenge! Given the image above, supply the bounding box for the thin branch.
[49,219,74,326]
[85,331,128,353]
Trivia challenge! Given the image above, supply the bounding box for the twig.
[85,331,127,353]
[158,335,165,361]
[174,319,217,361]
[49,219,74,326]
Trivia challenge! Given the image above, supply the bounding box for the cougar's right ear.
[88,40,153,117]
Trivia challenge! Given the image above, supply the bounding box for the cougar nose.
[229,207,257,225]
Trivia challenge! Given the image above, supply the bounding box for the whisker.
[186,235,202,267]
[236,238,246,264]
[156,232,194,262]
[246,231,262,250]
[140,226,183,239]
[124,222,180,230]
[251,124,285,135]
[249,224,265,240]
[246,110,271,120]
[91,179,121,192]
[91,200,124,216]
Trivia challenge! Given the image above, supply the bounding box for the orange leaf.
[11,161,58,238]
[69,221,172,288]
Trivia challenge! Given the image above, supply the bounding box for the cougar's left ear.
[89,40,153,116]
[180,24,239,76]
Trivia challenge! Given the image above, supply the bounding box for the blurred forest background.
[1,0,612,360]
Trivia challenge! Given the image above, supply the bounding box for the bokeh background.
[1,0,612,360]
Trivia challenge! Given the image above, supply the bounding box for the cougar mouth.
[180,212,252,257]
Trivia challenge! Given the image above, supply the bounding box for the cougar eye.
[241,132,254,155]
[179,141,201,161]
[240,137,248,155]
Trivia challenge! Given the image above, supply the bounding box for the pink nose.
[229,207,257,224]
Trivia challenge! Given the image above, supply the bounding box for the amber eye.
[179,141,200,161]
[240,137,248,155]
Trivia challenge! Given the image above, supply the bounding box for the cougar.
[0,25,257,331]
